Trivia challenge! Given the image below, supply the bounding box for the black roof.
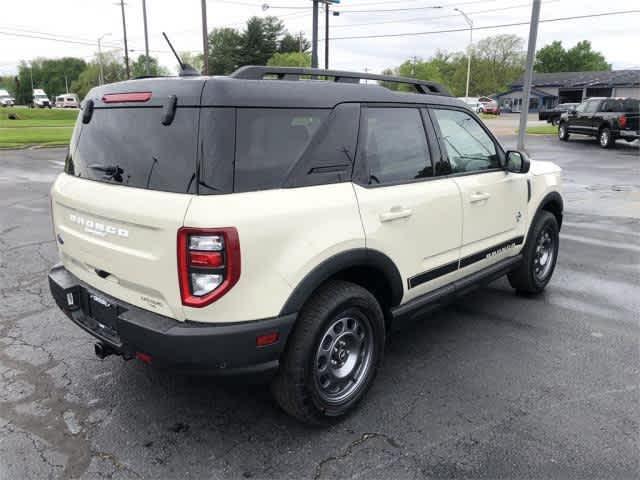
[87,66,461,110]
[510,70,640,88]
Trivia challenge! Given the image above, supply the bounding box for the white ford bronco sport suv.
[49,66,563,424]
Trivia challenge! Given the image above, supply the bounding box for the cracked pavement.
[1,133,639,479]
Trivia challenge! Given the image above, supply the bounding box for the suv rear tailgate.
[52,174,191,320]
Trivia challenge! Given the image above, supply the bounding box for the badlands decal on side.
[408,236,525,289]
[68,213,129,238]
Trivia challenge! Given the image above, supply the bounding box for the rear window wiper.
[88,164,125,183]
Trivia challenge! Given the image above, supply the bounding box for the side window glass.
[575,102,586,113]
[362,107,432,185]
[235,108,329,193]
[584,101,599,113]
[431,109,499,174]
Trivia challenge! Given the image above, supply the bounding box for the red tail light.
[102,92,152,103]
[619,114,627,129]
[177,227,240,307]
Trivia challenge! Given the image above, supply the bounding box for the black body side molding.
[391,255,522,328]
[279,249,403,316]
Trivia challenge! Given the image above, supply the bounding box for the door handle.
[379,207,413,222]
[469,192,491,203]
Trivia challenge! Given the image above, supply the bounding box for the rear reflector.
[189,251,223,268]
[256,332,279,347]
[135,352,152,364]
[102,92,152,103]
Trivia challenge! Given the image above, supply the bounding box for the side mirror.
[505,150,530,174]
[569,109,577,115]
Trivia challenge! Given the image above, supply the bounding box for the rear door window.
[234,108,329,192]
[69,107,199,193]
[360,107,432,185]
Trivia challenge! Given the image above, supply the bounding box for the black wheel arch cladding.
[279,249,403,316]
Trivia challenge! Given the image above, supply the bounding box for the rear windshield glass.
[234,108,329,192]
[68,107,198,193]
[603,99,640,112]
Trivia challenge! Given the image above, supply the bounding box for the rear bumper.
[48,264,295,376]
[618,130,639,140]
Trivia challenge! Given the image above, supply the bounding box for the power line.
[332,0,561,29]
[338,0,503,14]
[325,9,640,40]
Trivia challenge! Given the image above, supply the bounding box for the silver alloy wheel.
[559,124,565,138]
[600,129,609,147]
[314,313,374,405]
[534,227,555,281]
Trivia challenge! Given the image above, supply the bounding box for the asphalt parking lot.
[1,132,638,479]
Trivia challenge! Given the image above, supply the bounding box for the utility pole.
[118,0,130,79]
[201,0,209,75]
[324,2,330,69]
[454,8,473,101]
[142,0,150,75]
[517,0,542,152]
[65,75,68,94]
[312,0,319,68]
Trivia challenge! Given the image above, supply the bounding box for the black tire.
[271,280,385,425]
[558,122,569,141]
[598,127,615,148]
[551,117,559,126]
[508,211,559,294]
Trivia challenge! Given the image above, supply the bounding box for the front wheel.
[508,211,559,294]
[272,281,385,425]
[558,122,569,141]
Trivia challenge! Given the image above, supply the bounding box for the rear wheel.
[508,211,559,294]
[558,122,569,141]
[599,127,615,148]
[271,281,384,425]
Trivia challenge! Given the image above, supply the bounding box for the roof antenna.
[162,32,200,77]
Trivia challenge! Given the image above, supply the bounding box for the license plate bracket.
[88,293,118,330]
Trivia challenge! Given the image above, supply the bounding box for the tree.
[208,27,243,75]
[382,35,526,97]
[278,32,310,54]
[267,52,311,67]
[70,52,126,100]
[15,57,87,104]
[535,40,610,72]
[470,34,525,95]
[179,51,203,73]
[131,55,169,77]
[239,16,284,66]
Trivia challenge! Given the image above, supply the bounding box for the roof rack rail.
[229,66,451,96]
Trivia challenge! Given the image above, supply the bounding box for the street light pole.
[312,0,319,68]
[325,2,330,70]
[454,8,473,101]
[117,0,130,79]
[142,0,150,75]
[97,33,111,85]
[201,0,209,75]
[517,0,542,151]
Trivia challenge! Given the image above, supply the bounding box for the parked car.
[558,97,640,148]
[49,66,563,424]
[55,94,80,108]
[0,88,15,107]
[539,103,579,125]
[477,96,500,115]
[31,88,52,108]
